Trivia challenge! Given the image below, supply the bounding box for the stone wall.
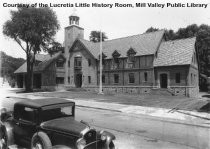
[84,85,198,97]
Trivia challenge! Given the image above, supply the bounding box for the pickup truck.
[0,97,115,149]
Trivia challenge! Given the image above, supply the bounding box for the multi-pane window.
[74,57,82,68]
[114,74,119,84]
[127,54,135,68]
[68,77,70,83]
[112,58,120,69]
[175,73,181,83]
[129,73,135,83]
[68,60,70,67]
[88,59,91,66]
[88,76,91,84]
[56,61,64,68]
[56,77,64,84]
[144,72,148,82]
[102,75,105,83]
[191,73,193,85]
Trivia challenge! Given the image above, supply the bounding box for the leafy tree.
[89,31,108,43]
[145,24,210,90]
[0,51,25,87]
[3,7,60,92]
[145,27,159,33]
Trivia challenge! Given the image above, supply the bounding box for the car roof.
[14,98,75,109]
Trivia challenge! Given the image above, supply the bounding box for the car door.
[14,106,38,144]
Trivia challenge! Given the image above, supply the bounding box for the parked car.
[0,97,116,149]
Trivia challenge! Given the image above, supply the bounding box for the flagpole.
[99,30,103,94]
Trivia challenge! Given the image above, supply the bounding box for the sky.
[0,0,210,59]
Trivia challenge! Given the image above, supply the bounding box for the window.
[88,76,91,84]
[112,58,120,69]
[129,73,135,83]
[17,106,36,122]
[88,59,91,66]
[102,75,105,83]
[68,60,70,67]
[74,57,82,68]
[144,72,148,82]
[127,47,136,67]
[41,104,74,122]
[128,63,134,69]
[56,77,64,84]
[68,77,70,83]
[114,74,119,84]
[191,73,193,85]
[56,61,64,68]
[175,73,181,83]
[194,74,196,85]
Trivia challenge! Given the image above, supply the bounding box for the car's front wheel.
[0,123,7,149]
[31,132,52,149]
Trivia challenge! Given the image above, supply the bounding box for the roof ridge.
[80,30,165,44]
[164,36,196,43]
[103,30,165,43]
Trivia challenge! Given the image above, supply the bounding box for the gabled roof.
[14,52,63,74]
[154,37,196,67]
[75,30,164,59]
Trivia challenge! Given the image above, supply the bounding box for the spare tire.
[31,131,52,149]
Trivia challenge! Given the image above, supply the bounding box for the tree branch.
[14,38,26,53]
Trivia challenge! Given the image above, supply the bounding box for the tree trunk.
[25,54,33,92]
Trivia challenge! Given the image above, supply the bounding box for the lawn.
[31,90,210,111]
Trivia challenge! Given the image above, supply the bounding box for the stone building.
[15,13,199,97]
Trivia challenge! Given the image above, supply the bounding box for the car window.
[41,105,73,122]
[18,106,36,123]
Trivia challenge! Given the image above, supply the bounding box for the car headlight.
[100,130,107,141]
[76,138,86,149]
[101,134,107,141]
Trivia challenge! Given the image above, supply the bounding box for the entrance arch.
[160,73,168,88]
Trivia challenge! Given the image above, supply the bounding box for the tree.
[0,51,25,87]
[89,31,108,43]
[3,7,60,92]
[145,27,159,33]
[196,26,210,75]
[145,24,210,90]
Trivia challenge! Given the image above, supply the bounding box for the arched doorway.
[160,73,168,88]
[75,74,82,88]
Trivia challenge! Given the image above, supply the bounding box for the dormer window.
[56,59,65,68]
[127,47,136,68]
[112,50,121,69]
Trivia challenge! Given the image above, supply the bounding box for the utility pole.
[99,31,103,94]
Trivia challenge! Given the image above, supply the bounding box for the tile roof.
[154,37,196,67]
[79,30,165,59]
[14,52,62,73]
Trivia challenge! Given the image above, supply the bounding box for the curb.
[74,102,210,129]
[77,105,121,113]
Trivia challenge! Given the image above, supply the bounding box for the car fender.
[101,130,116,148]
[1,121,15,146]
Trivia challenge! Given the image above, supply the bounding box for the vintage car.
[0,97,116,149]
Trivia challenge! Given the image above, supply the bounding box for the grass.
[31,90,210,112]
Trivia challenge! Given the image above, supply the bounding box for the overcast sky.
[0,0,210,58]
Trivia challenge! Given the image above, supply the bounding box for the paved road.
[75,106,210,149]
[1,88,210,149]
